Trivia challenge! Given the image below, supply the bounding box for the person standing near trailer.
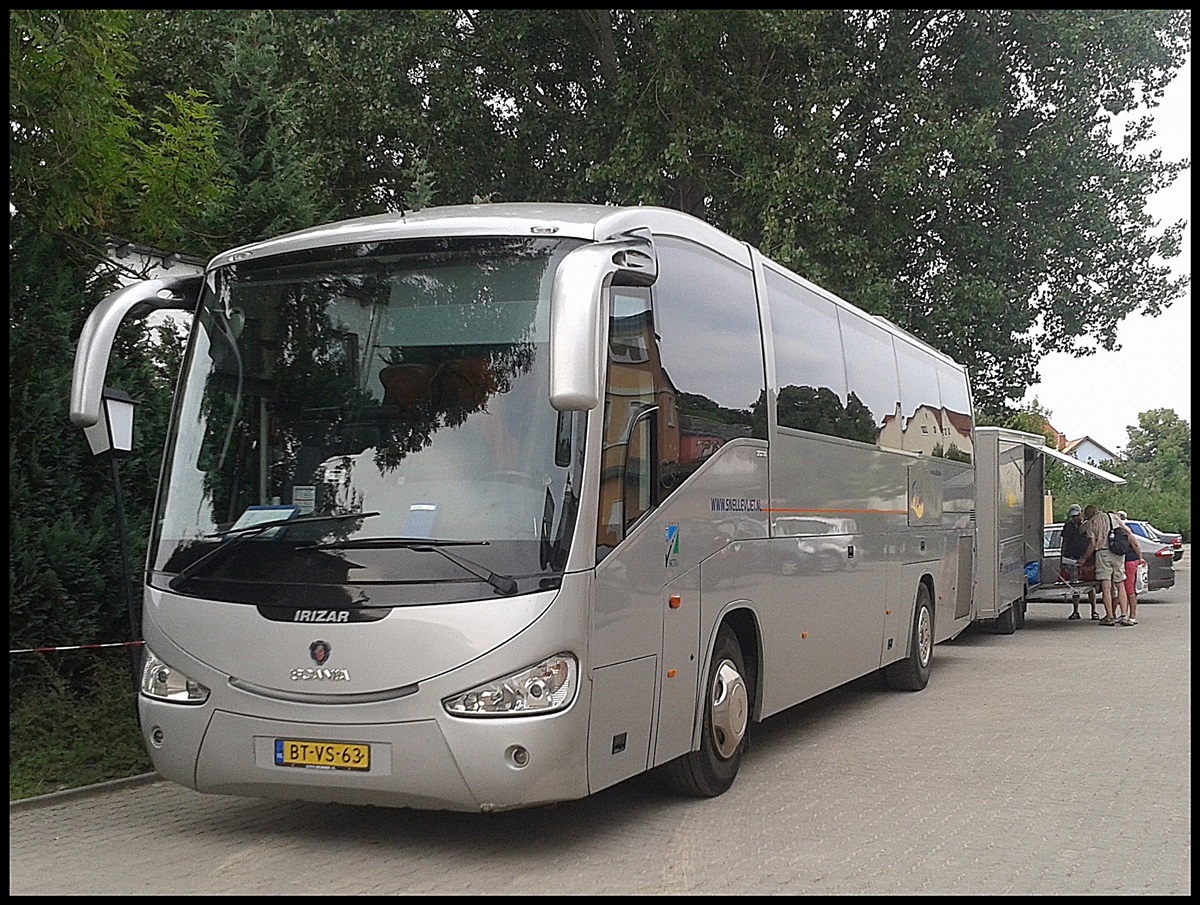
[1061,503,1099,620]
[1116,510,1141,625]
[1082,504,1131,626]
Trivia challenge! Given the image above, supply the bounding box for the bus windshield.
[150,236,587,607]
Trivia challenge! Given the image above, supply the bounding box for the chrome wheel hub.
[710,659,749,760]
[917,605,932,667]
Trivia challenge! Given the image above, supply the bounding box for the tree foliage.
[1123,408,1191,492]
[10,10,228,249]
[987,395,1060,448]
[9,10,226,692]
[122,9,1191,411]
[1042,408,1190,540]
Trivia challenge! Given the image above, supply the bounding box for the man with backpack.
[1082,504,1135,626]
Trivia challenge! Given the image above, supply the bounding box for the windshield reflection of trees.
[370,342,534,472]
[204,243,547,526]
[275,265,538,480]
[164,240,580,601]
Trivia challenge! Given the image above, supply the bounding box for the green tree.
[1123,408,1191,493]
[122,10,460,244]
[122,10,1190,413]
[987,396,1060,448]
[1118,409,1191,540]
[1044,410,1190,539]
[9,10,227,692]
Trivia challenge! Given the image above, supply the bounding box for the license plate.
[275,739,370,771]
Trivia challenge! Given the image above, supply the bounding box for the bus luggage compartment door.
[586,655,657,793]
[653,568,702,766]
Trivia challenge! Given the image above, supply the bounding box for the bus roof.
[207,202,749,270]
[207,201,965,372]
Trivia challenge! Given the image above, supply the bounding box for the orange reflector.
[669,594,681,609]
[667,668,677,678]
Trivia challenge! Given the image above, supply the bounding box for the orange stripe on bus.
[763,508,908,515]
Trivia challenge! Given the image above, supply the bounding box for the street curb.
[9,773,162,812]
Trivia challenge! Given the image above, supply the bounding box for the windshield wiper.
[170,511,381,589]
[211,510,382,537]
[311,536,486,549]
[313,537,518,596]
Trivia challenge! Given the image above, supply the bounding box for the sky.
[1020,54,1192,456]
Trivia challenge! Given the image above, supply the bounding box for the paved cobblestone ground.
[10,556,1190,895]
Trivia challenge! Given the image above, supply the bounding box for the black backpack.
[1107,514,1131,556]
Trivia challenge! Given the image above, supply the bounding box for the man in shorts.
[1082,504,1132,626]
[1060,503,1099,620]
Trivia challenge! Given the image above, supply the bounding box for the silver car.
[1127,519,1184,562]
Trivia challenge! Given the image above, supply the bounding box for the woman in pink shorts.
[1120,511,1142,625]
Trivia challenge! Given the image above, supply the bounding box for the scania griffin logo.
[292,642,350,681]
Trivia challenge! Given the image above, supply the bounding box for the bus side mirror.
[70,275,202,428]
[549,231,657,411]
[83,388,138,459]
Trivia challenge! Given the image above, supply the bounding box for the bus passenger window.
[839,310,899,448]
[765,268,864,441]
[935,361,973,463]
[895,338,943,457]
[653,237,765,483]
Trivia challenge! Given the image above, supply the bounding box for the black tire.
[884,583,933,691]
[1014,598,1026,630]
[993,601,1017,635]
[662,625,750,797]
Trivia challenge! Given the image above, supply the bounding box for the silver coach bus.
[70,203,976,812]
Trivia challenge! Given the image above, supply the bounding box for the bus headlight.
[443,653,577,717]
[140,648,210,704]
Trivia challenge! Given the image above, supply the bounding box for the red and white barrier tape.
[10,640,144,655]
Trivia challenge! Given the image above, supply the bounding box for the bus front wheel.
[884,583,933,691]
[662,626,749,797]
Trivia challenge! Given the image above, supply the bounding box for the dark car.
[1043,522,1174,593]
[1127,519,1184,562]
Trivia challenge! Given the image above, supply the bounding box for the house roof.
[1062,436,1121,462]
[1041,418,1069,450]
[944,409,973,436]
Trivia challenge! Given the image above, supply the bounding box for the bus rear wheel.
[662,625,749,797]
[884,583,933,691]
